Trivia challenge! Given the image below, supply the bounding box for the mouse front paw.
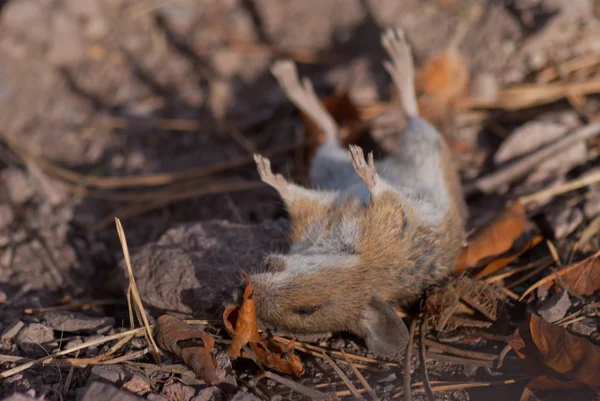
[348,144,378,190]
[254,154,288,192]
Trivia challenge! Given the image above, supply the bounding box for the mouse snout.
[264,254,286,272]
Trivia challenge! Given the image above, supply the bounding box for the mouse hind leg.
[271,60,358,191]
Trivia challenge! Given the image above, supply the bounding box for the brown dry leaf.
[558,255,600,296]
[223,271,261,358]
[455,202,528,274]
[474,235,543,279]
[155,315,219,385]
[509,313,600,394]
[416,48,470,124]
[248,339,304,377]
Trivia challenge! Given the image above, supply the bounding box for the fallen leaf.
[509,313,600,394]
[555,254,600,296]
[155,315,219,385]
[416,48,469,124]
[224,271,261,358]
[455,202,529,274]
[474,235,543,279]
[248,339,304,377]
[519,251,600,300]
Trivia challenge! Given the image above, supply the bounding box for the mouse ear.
[357,297,409,356]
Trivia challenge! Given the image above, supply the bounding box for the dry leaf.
[474,235,543,279]
[155,315,219,385]
[224,271,261,358]
[300,92,364,166]
[248,339,304,377]
[223,273,304,376]
[455,202,528,274]
[556,254,600,296]
[416,48,470,123]
[509,313,600,394]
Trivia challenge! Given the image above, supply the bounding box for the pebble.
[43,311,114,335]
[2,168,35,205]
[537,290,571,323]
[1,320,25,340]
[15,323,56,356]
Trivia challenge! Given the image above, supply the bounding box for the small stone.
[88,365,130,385]
[0,204,14,230]
[191,387,222,401]
[2,168,35,205]
[0,394,37,401]
[48,12,85,66]
[15,323,56,356]
[526,50,548,70]
[569,320,596,337]
[156,4,195,32]
[329,338,345,350]
[43,311,114,334]
[84,334,105,357]
[161,381,195,401]
[64,337,83,355]
[80,381,145,401]
[0,320,24,340]
[122,372,151,395]
[231,390,261,401]
[215,350,236,386]
[548,208,584,239]
[469,72,499,103]
[537,290,571,323]
[146,395,168,401]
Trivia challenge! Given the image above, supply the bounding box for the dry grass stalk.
[519,249,600,300]
[392,378,523,398]
[403,319,419,401]
[464,123,600,196]
[519,171,600,205]
[0,327,147,379]
[322,352,366,401]
[115,218,161,362]
[340,349,381,401]
[261,371,328,400]
[419,319,435,401]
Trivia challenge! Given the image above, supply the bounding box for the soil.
[0,0,599,400]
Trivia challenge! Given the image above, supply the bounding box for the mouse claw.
[348,145,378,191]
[254,154,288,193]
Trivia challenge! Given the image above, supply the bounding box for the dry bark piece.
[247,339,304,377]
[509,313,600,394]
[155,315,219,385]
[455,202,529,274]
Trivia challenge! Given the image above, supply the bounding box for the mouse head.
[248,206,410,356]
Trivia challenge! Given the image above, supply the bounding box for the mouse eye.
[292,305,321,316]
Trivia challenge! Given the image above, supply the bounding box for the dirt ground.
[1,0,600,400]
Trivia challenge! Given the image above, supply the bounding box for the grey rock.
[79,381,145,401]
[15,323,56,356]
[215,350,236,386]
[191,387,222,401]
[88,365,130,385]
[537,290,571,323]
[1,320,24,340]
[43,311,114,334]
[84,334,104,357]
[127,219,288,318]
[146,395,168,401]
[569,319,596,337]
[2,168,35,205]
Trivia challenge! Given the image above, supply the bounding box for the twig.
[419,320,435,401]
[425,353,494,368]
[24,300,118,314]
[505,260,553,289]
[0,327,147,378]
[340,349,380,401]
[261,371,327,400]
[403,319,418,401]
[392,378,524,398]
[519,171,600,204]
[422,339,496,361]
[322,352,366,401]
[464,123,600,196]
[115,219,161,362]
[496,344,513,369]
[519,249,600,300]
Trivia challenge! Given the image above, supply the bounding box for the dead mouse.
[248,28,467,357]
